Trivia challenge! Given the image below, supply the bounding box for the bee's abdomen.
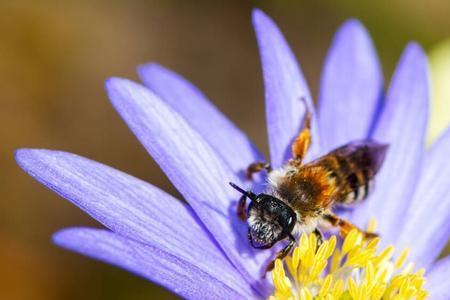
[334,156,370,204]
[322,140,388,205]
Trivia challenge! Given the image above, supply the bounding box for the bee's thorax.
[267,163,334,219]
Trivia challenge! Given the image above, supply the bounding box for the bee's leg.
[322,213,378,240]
[264,235,296,274]
[237,194,247,221]
[292,103,312,163]
[246,162,272,181]
[313,228,324,249]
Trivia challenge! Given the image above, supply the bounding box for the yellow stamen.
[394,248,410,269]
[367,217,378,233]
[270,229,427,300]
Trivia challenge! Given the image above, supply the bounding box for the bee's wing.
[329,140,389,205]
[332,140,388,174]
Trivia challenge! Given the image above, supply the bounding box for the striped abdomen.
[311,140,388,205]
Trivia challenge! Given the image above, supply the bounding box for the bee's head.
[229,182,297,249]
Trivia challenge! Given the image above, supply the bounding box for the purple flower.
[15,9,450,299]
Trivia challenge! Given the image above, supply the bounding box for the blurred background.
[1,0,449,299]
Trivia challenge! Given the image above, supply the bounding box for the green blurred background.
[1,1,449,299]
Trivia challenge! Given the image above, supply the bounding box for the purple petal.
[351,43,429,241]
[15,149,250,292]
[106,78,270,286]
[426,256,450,300]
[318,19,383,152]
[252,9,320,167]
[396,127,450,269]
[54,228,255,300]
[138,63,264,174]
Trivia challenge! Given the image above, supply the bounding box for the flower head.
[271,228,428,300]
[16,9,450,300]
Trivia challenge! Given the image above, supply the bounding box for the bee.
[230,109,388,272]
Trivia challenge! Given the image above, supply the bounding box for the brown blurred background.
[1,0,449,299]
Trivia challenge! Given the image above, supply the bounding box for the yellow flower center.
[269,220,427,300]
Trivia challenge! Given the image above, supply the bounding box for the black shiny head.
[247,194,297,248]
[229,183,297,249]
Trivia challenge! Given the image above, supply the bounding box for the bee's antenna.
[229,182,257,202]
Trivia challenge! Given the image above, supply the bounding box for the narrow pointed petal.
[352,43,429,240]
[396,127,450,268]
[253,9,320,167]
[318,19,383,152]
[426,256,450,300]
[15,149,248,290]
[138,63,264,174]
[106,78,270,285]
[54,228,255,300]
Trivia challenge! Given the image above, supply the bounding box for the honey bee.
[230,108,388,272]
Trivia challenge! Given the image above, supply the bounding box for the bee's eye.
[282,209,297,232]
[287,216,293,225]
